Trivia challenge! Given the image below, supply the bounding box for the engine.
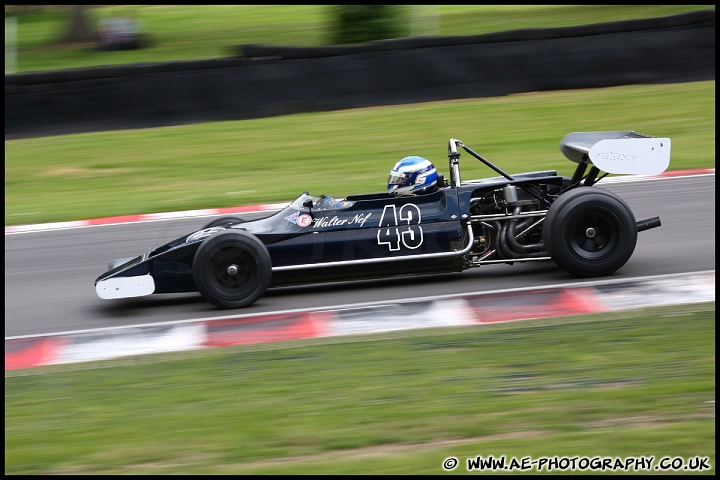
[468,184,552,263]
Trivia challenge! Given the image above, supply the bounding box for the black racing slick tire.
[543,187,637,277]
[202,216,248,229]
[193,230,272,309]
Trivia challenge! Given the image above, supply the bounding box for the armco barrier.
[5,271,714,371]
[5,10,714,140]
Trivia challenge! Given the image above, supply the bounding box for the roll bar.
[448,138,463,187]
[447,138,515,188]
[447,138,550,206]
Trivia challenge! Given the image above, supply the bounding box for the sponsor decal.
[313,212,373,229]
[351,212,373,227]
[313,215,347,228]
[284,211,300,224]
[285,211,313,227]
[297,214,313,227]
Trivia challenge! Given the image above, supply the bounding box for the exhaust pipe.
[637,216,661,232]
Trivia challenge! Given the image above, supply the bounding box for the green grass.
[6,5,713,74]
[4,80,715,226]
[5,303,715,474]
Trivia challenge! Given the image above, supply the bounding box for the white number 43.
[377,204,424,251]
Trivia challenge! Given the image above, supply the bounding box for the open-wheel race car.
[96,131,671,309]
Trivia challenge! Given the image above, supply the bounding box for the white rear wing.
[560,131,670,175]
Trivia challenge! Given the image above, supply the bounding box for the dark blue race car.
[96,132,670,309]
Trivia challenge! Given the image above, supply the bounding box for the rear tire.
[193,230,271,309]
[543,187,637,277]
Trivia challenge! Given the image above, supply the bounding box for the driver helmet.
[387,156,438,196]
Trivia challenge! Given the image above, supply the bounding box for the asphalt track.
[4,174,715,338]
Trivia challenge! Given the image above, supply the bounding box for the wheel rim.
[569,210,619,259]
[206,245,258,298]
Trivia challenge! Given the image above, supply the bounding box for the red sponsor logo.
[297,214,313,227]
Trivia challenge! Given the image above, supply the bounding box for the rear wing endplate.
[560,131,670,175]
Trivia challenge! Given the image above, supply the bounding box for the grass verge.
[5,302,715,474]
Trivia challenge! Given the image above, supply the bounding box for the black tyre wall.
[192,230,272,308]
[543,187,637,277]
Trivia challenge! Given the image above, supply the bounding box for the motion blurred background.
[6,5,709,72]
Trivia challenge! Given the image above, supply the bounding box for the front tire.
[193,230,271,308]
[202,215,248,229]
[543,187,637,277]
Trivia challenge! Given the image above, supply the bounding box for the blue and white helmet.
[387,156,438,196]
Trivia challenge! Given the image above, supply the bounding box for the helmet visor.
[388,173,408,186]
